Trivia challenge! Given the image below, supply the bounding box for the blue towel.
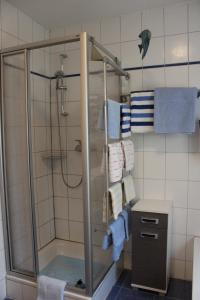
[131,91,154,133]
[120,210,129,241]
[98,99,121,139]
[154,87,198,134]
[109,216,125,261]
[121,103,131,138]
[102,233,112,250]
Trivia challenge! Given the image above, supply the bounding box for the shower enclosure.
[0,33,129,297]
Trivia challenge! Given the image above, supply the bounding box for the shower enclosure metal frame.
[0,32,129,297]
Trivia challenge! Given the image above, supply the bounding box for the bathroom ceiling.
[9,0,189,29]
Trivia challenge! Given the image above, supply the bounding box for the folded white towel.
[102,193,107,223]
[123,175,136,204]
[37,275,66,300]
[109,183,123,219]
[108,143,124,183]
[121,140,134,171]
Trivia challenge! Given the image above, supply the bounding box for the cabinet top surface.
[132,199,172,214]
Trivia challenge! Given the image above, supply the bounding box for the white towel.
[123,175,136,204]
[37,275,66,300]
[108,143,124,183]
[121,140,134,171]
[102,193,107,223]
[109,183,123,219]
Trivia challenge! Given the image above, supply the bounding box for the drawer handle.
[141,217,159,225]
[140,232,158,239]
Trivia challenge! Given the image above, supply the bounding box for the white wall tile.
[132,134,144,152]
[143,134,165,152]
[82,21,101,41]
[188,181,200,210]
[189,153,200,180]
[121,12,141,42]
[1,31,18,49]
[172,234,186,260]
[185,261,193,281]
[144,152,165,179]
[121,40,142,68]
[166,153,188,180]
[134,179,143,200]
[7,279,23,300]
[1,0,18,36]
[166,135,189,153]
[189,2,200,32]
[143,37,164,66]
[186,235,194,262]
[105,43,121,60]
[142,68,165,89]
[165,66,188,88]
[101,16,120,44]
[54,197,68,220]
[172,208,187,235]
[67,175,83,199]
[171,259,185,280]
[164,3,188,35]
[127,70,143,92]
[22,284,37,300]
[189,32,200,61]
[189,65,200,88]
[0,279,6,300]
[18,10,33,42]
[69,198,83,222]
[165,34,188,64]
[133,151,143,179]
[32,21,45,42]
[165,180,188,208]
[187,209,200,236]
[69,221,84,243]
[55,219,69,240]
[144,179,165,200]
[142,7,164,37]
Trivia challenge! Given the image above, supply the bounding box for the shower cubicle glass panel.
[88,55,121,291]
[0,51,37,276]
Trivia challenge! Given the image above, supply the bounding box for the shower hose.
[56,88,82,189]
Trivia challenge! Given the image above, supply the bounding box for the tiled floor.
[107,270,192,300]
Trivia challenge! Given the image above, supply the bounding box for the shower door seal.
[0,49,38,279]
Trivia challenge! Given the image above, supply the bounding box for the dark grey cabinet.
[131,200,172,294]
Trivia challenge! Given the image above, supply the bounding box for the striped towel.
[120,103,131,138]
[131,90,154,133]
[109,183,123,220]
[108,143,124,183]
[121,140,134,171]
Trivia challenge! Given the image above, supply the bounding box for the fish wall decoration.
[138,29,151,59]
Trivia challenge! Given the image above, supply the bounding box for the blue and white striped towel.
[131,91,154,133]
[120,103,131,138]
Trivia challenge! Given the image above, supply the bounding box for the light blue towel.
[102,233,112,250]
[154,87,198,134]
[109,216,125,262]
[98,99,121,139]
[120,210,129,241]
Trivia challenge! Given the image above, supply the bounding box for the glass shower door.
[0,50,37,276]
[88,58,121,291]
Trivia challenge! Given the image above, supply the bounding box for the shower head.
[54,53,68,77]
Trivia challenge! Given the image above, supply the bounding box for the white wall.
[49,1,200,281]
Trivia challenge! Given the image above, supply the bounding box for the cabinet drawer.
[132,211,168,230]
[132,227,167,290]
